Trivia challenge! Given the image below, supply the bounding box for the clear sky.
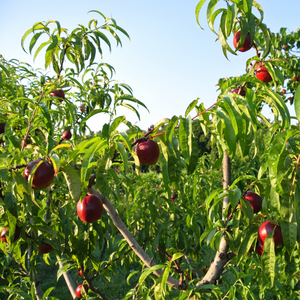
[1,0,299,132]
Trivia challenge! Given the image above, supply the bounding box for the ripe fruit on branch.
[1,226,20,243]
[255,64,272,83]
[23,159,55,190]
[255,240,264,256]
[77,267,89,277]
[77,195,103,223]
[281,89,286,94]
[233,31,252,52]
[50,90,65,102]
[292,76,300,82]
[171,193,178,202]
[21,137,31,148]
[135,140,160,165]
[258,220,283,247]
[75,284,88,298]
[38,242,53,254]
[0,123,5,134]
[62,130,72,140]
[231,88,246,96]
[243,191,262,213]
[80,104,90,114]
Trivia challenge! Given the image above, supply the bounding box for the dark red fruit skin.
[255,66,272,83]
[50,90,65,102]
[79,104,90,114]
[233,31,252,52]
[171,193,178,202]
[292,76,300,82]
[23,159,55,190]
[244,191,262,213]
[255,240,264,256]
[77,268,89,277]
[258,220,283,247]
[75,284,88,298]
[135,140,160,165]
[77,195,103,223]
[231,88,246,96]
[62,130,72,140]
[0,123,5,134]
[1,226,20,243]
[38,242,53,254]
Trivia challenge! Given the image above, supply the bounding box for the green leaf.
[117,102,140,120]
[257,22,271,59]
[161,266,170,295]
[109,116,125,135]
[261,232,276,286]
[21,28,34,53]
[294,83,300,123]
[185,99,199,118]
[50,153,60,175]
[139,264,166,285]
[29,32,44,54]
[179,117,192,165]
[237,226,258,265]
[216,110,236,155]
[117,94,149,113]
[172,252,184,261]
[33,41,51,61]
[61,162,81,201]
[116,142,128,171]
[252,1,264,23]
[240,197,253,226]
[94,30,112,52]
[154,283,165,300]
[0,287,31,300]
[195,0,208,29]
[81,138,107,183]
[207,0,219,34]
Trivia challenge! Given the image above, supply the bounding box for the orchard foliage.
[1,2,300,300]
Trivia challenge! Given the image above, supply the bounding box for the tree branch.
[88,187,188,290]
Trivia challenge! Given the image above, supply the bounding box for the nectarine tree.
[1,2,300,300]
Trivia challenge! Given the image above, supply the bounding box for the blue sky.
[1,0,299,131]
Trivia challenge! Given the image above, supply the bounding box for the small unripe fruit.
[77,268,89,277]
